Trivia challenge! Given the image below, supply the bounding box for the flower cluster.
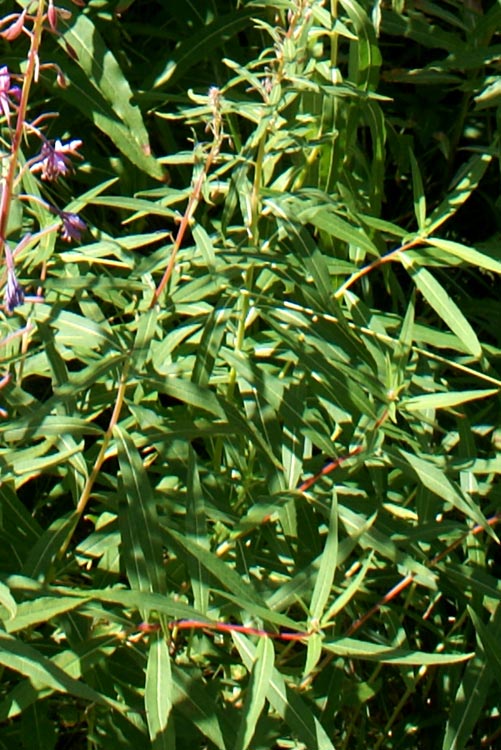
[1,122,86,312]
[0,63,86,313]
[30,138,83,181]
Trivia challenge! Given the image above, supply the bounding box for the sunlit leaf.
[234,637,274,750]
[145,633,174,750]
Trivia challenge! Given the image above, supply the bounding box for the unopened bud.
[0,10,26,41]
[48,1,58,32]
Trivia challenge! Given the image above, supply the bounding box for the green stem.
[226,269,252,403]
[330,0,339,68]
[249,132,266,244]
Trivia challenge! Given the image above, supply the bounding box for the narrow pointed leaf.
[234,637,274,750]
[402,388,498,412]
[409,148,426,230]
[114,425,166,595]
[322,637,472,664]
[232,633,335,750]
[186,446,210,614]
[145,633,174,750]
[6,597,88,633]
[310,488,338,621]
[391,448,490,531]
[0,632,124,712]
[0,581,17,621]
[426,153,492,234]
[401,258,482,358]
[57,13,164,180]
[171,664,227,750]
[442,605,501,750]
[427,236,501,274]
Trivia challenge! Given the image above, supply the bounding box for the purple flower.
[0,66,21,125]
[4,268,24,313]
[60,211,86,242]
[30,138,83,181]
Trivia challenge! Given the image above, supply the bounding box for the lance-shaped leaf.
[114,425,166,596]
[145,633,174,750]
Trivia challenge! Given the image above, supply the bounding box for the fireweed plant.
[0,1,501,749]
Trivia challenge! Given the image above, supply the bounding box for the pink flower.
[0,66,21,125]
[30,138,83,181]
[0,11,26,42]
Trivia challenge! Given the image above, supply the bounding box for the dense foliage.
[0,0,500,748]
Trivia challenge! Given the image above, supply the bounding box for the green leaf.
[401,258,482,358]
[0,632,124,712]
[115,424,166,596]
[234,637,274,750]
[22,514,79,581]
[310,488,338,621]
[390,449,490,531]
[89,196,177,219]
[145,633,174,750]
[6,597,87,634]
[232,633,335,750]
[0,483,42,568]
[191,307,229,387]
[409,147,426,230]
[131,308,159,372]
[322,552,375,623]
[56,13,164,180]
[151,10,255,88]
[20,703,56,750]
[322,637,472,664]
[294,203,380,258]
[161,526,265,609]
[340,0,382,90]
[0,415,103,443]
[442,603,501,750]
[402,388,498,411]
[52,587,205,624]
[468,605,501,690]
[0,634,119,721]
[145,375,225,419]
[171,664,227,750]
[186,446,210,615]
[281,381,306,489]
[425,154,492,234]
[426,237,501,275]
[31,305,122,352]
[0,580,17,621]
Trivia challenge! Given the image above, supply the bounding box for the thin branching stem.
[54,357,131,566]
